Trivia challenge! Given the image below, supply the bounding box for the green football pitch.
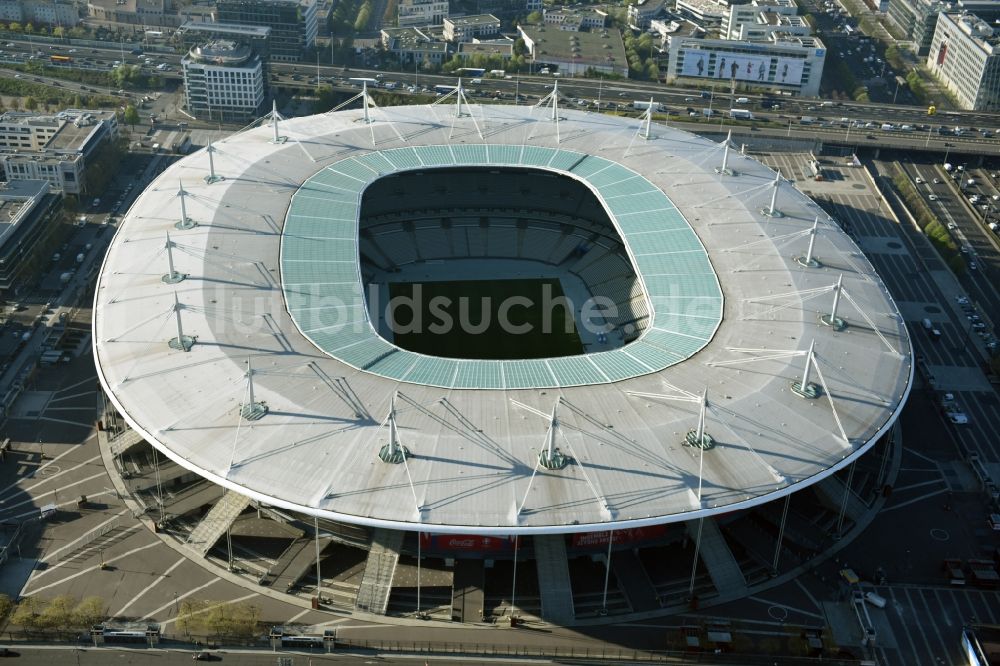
[388,279,584,360]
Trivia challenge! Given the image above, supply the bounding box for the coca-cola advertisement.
[419,533,516,553]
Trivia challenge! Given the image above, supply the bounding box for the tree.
[0,594,13,621]
[8,22,21,33]
[176,599,209,637]
[123,104,139,133]
[38,594,76,633]
[73,596,105,628]
[23,96,37,110]
[11,597,46,633]
[24,22,34,34]
[526,10,542,23]
[53,26,65,38]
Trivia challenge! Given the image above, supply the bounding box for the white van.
[735,97,749,104]
[864,591,887,609]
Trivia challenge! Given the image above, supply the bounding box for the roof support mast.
[791,340,819,399]
[716,130,735,176]
[240,356,268,420]
[204,140,222,184]
[168,292,193,352]
[175,180,196,230]
[762,169,782,217]
[821,274,846,330]
[378,392,408,463]
[162,233,185,284]
[687,390,710,597]
[538,400,568,470]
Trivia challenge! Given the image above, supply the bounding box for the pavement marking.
[57,376,99,394]
[0,470,110,515]
[917,588,950,660]
[5,489,117,522]
[746,596,825,621]
[880,487,950,513]
[891,478,945,493]
[1,454,103,498]
[142,577,221,621]
[47,390,97,404]
[285,608,313,624]
[113,556,186,618]
[792,577,823,613]
[157,591,258,628]
[23,540,160,596]
[977,591,999,624]
[35,416,94,428]
[35,508,132,565]
[904,587,936,666]
[0,442,89,497]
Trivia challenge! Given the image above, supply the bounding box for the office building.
[443,14,501,42]
[0,109,118,195]
[517,24,628,75]
[381,26,449,64]
[182,40,266,122]
[927,11,1000,110]
[0,0,78,25]
[727,0,805,40]
[542,7,608,31]
[0,180,63,297]
[215,0,316,61]
[887,0,948,54]
[664,34,826,96]
[397,0,449,27]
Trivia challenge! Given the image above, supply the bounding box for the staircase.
[355,528,404,615]
[686,519,747,597]
[185,490,251,556]
[109,429,145,457]
[533,535,575,622]
[815,476,868,523]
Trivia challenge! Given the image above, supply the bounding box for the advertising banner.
[570,524,669,549]
[419,533,516,552]
[680,49,805,85]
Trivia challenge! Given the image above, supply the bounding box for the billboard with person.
[680,49,806,85]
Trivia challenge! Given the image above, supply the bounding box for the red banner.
[570,525,668,549]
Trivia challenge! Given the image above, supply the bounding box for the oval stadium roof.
[93,104,912,535]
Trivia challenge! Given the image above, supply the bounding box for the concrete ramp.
[185,490,251,556]
[815,476,867,523]
[451,559,485,622]
[686,519,747,597]
[533,535,575,622]
[355,528,404,615]
[266,536,334,592]
[611,549,659,612]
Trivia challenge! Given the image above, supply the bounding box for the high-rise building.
[215,0,316,61]
[927,11,1000,110]
[182,40,266,122]
[0,180,63,297]
[886,0,948,54]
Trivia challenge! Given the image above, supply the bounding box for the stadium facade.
[94,97,911,622]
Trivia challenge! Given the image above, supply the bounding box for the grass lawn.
[388,278,583,360]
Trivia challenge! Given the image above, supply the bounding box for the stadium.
[94,91,912,623]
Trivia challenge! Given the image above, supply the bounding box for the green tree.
[23,96,37,110]
[123,104,139,133]
[526,10,542,23]
[8,22,21,33]
[53,26,65,38]
[24,22,34,34]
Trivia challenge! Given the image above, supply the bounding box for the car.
[948,222,957,229]
[915,177,924,184]
[946,411,969,424]
[970,261,978,270]
[956,295,970,304]
[929,194,939,201]
[192,652,219,661]
[989,514,1000,531]
[973,322,987,330]
[933,177,941,184]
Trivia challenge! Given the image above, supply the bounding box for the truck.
[632,100,664,112]
[799,116,815,125]
[730,109,753,120]
[702,108,715,117]
[880,123,894,131]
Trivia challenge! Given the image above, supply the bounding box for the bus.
[348,77,379,88]
[434,84,457,95]
[457,67,486,77]
[730,108,753,120]
[49,54,72,64]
